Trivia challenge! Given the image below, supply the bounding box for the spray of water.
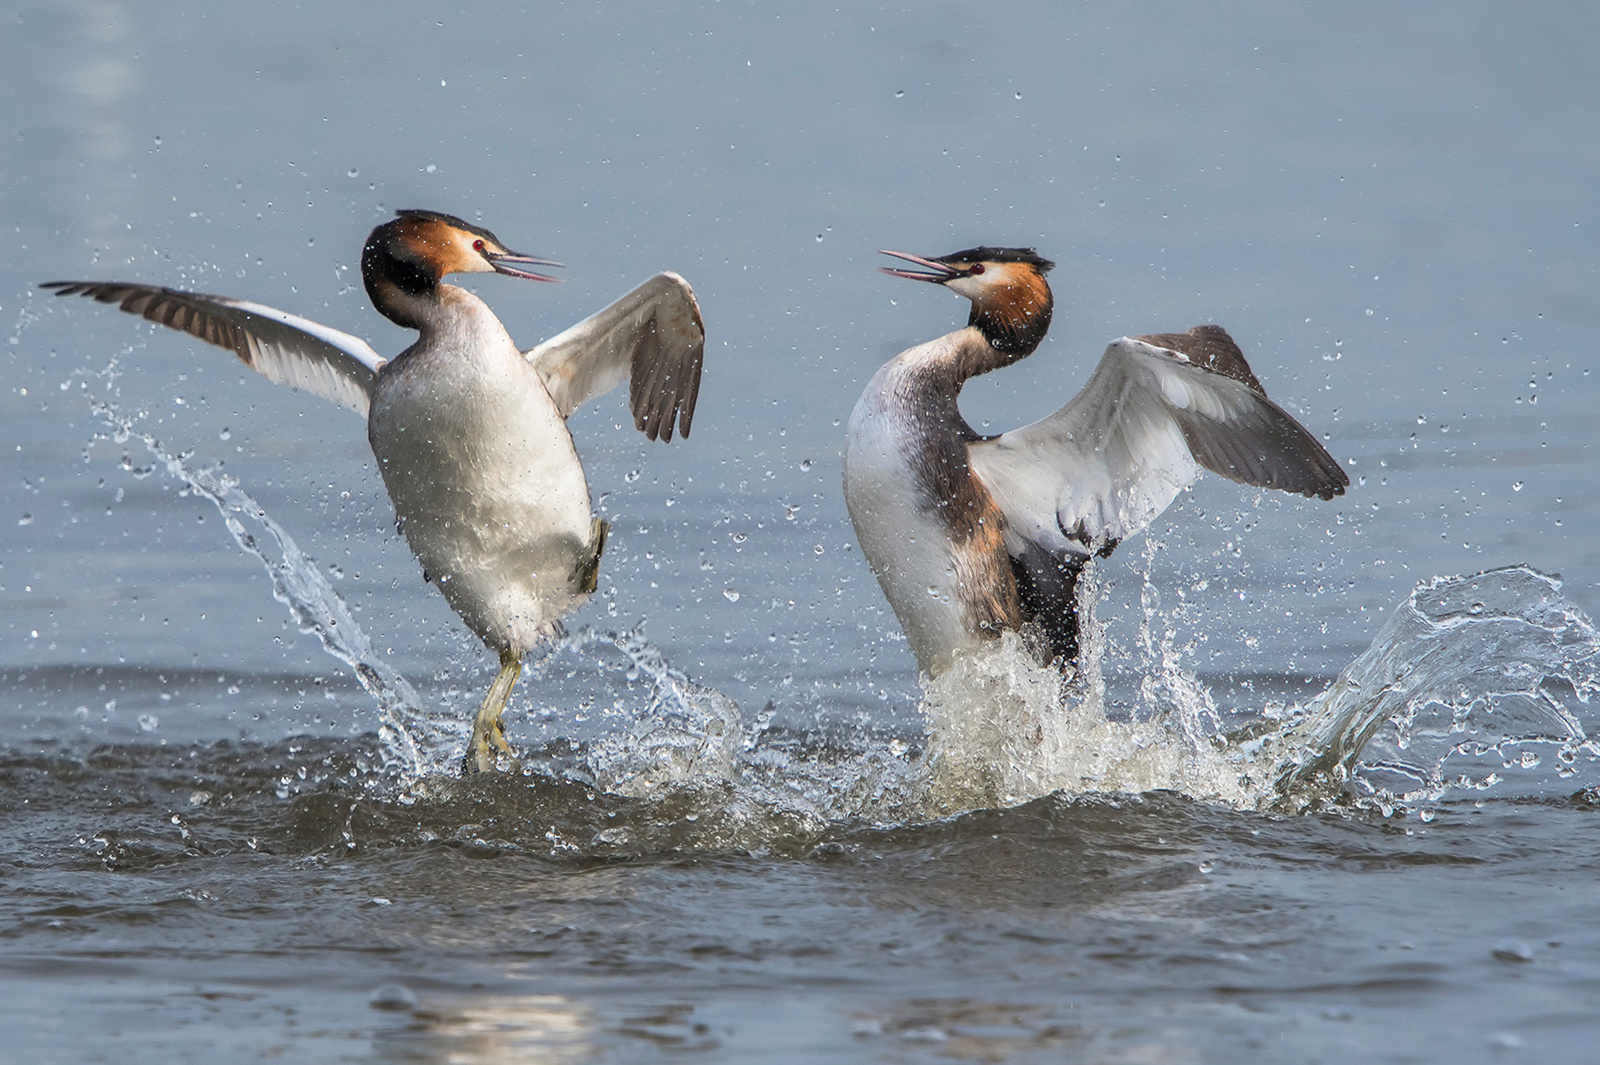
[74,337,1600,826]
[1269,564,1600,810]
[87,398,461,779]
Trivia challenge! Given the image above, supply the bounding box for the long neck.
[362,236,439,331]
[887,329,995,440]
[870,332,1023,639]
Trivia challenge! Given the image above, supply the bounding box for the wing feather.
[42,281,383,417]
[969,326,1348,560]
[526,272,704,442]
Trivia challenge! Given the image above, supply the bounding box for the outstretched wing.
[42,281,384,417]
[969,325,1348,562]
[526,271,704,442]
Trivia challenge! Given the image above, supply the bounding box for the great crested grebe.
[45,209,705,772]
[844,246,1348,676]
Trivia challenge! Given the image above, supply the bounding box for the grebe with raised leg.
[45,209,705,771]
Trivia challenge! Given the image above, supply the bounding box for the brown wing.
[526,272,704,442]
[42,281,383,416]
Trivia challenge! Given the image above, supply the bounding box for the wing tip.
[39,280,102,298]
[1314,467,1351,501]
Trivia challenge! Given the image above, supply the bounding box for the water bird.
[44,209,705,771]
[844,247,1348,676]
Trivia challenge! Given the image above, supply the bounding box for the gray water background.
[3,2,1600,1061]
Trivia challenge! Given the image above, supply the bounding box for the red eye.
[473,239,486,251]
[969,263,986,276]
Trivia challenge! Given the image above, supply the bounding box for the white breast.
[843,349,986,674]
[367,290,595,651]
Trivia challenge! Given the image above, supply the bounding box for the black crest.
[936,247,1055,273]
[391,209,504,248]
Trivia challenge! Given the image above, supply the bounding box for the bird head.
[361,210,563,328]
[880,246,1055,356]
[370,209,562,285]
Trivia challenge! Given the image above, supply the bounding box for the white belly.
[844,364,983,674]
[368,339,595,652]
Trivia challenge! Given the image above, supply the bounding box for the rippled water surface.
[6,2,1600,1061]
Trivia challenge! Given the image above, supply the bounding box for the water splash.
[918,633,1252,816]
[911,564,1600,818]
[912,555,1251,816]
[89,399,460,779]
[568,627,744,797]
[81,371,1600,825]
[1270,564,1600,810]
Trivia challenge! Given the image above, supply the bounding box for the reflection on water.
[377,991,598,1065]
[848,999,1078,1057]
[56,0,139,241]
[3,726,1596,1062]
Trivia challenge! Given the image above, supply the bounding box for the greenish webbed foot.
[464,647,524,774]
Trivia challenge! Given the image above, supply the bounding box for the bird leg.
[465,646,523,774]
[578,517,610,594]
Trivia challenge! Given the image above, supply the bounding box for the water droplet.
[723,588,741,602]
[1014,91,1022,100]
[1512,480,1523,492]
[1491,939,1534,963]
[137,713,159,732]
[218,427,232,441]
[346,168,359,178]
[17,513,32,526]
[901,1027,947,1044]
[813,544,825,555]
[894,89,905,98]
[799,458,814,471]
[368,983,419,1011]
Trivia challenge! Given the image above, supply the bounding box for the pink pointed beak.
[486,250,565,283]
[878,249,961,283]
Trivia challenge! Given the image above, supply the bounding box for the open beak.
[486,250,564,283]
[878,249,960,283]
